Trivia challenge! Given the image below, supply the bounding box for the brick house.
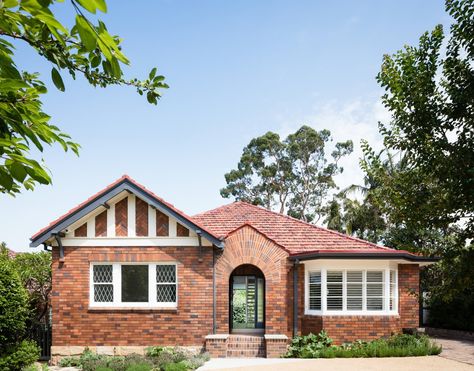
[30,175,437,360]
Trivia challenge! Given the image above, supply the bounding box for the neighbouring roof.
[192,201,438,262]
[29,175,223,248]
[6,247,18,259]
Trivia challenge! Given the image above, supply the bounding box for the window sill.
[304,311,399,316]
[88,306,178,312]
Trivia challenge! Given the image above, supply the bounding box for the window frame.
[304,261,398,316]
[89,262,178,309]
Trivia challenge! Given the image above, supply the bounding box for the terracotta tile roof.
[192,201,394,254]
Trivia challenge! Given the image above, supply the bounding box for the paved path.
[198,356,474,370]
[435,337,474,365]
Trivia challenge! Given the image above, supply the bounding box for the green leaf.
[2,0,18,8]
[9,162,27,183]
[75,0,98,14]
[95,0,107,12]
[0,78,29,91]
[51,68,65,92]
[149,67,157,80]
[35,13,68,34]
[75,15,97,51]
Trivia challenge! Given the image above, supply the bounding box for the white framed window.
[90,262,178,308]
[305,262,398,316]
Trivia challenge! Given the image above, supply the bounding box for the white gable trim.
[54,237,213,247]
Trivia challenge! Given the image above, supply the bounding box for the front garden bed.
[58,346,209,371]
[285,331,442,359]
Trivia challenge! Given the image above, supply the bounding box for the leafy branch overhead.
[0,0,168,195]
[221,125,353,223]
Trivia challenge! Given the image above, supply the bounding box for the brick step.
[228,335,265,343]
[227,343,265,349]
[226,349,266,358]
[226,335,265,357]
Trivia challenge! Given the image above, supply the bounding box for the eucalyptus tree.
[221,125,353,222]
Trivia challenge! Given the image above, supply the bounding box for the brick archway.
[214,225,291,335]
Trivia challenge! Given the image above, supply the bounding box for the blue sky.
[1,0,449,251]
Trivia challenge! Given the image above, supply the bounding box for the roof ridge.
[232,201,392,250]
[224,222,291,254]
[192,201,242,218]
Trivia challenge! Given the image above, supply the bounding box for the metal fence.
[30,324,52,361]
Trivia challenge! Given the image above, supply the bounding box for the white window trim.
[89,262,178,309]
[304,260,398,316]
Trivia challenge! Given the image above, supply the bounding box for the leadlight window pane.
[327,271,343,310]
[93,265,112,283]
[309,272,321,310]
[94,284,113,302]
[93,265,113,303]
[156,265,177,303]
[156,265,176,283]
[121,265,149,302]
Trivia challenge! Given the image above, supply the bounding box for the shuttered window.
[306,268,397,314]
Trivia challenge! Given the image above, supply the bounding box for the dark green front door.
[231,275,264,330]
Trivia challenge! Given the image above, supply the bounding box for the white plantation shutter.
[309,272,321,310]
[326,271,343,310]
[346,271,363,310]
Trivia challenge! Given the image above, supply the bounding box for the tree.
[13,251,51,324]
[376,0,474,239]
[0,0,168,195]
[221,125,353,222]
[358,0,474,331]
[286,126,353,222]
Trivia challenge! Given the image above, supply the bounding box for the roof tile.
[192,201,394,253]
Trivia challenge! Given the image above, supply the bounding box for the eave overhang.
[30,178,224,249]
[288,250,440,265]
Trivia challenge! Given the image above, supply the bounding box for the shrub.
[0,249,40,370]
[285,330,333,358]
[285,331,442,359]
[0,340,40,371]
[59,347,208,371]
[163,362,187,371]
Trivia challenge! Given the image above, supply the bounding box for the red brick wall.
[214,225,292,336]
[302,316,401,344]
[398,264,419,329]
[95,211,107,237]
[115,198,128,236]
[51,246,213,347]
[135,198,148,237]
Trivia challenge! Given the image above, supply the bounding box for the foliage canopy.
[0,0,168,195]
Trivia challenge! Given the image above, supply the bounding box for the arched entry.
[229,264,265,333]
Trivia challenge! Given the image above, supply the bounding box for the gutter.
[288,251,440,263]
[212,247,217,334]
[293,258,299,337]
[53,233,65,262]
